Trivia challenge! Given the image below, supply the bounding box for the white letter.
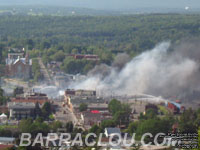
[154,133,166,146]
[97,133,107,147]
[59,133,71,146]
[109,133,122,147]
[123,133,136,147]
[20,133,32,146]
[141,133,152,146]
[32,133,44,147]
[45,133,58,147]
[85,133,97,147]
[71,133,83,146]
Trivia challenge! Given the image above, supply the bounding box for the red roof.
[11,98,48,105]
[0,145,14,149]
[91,110,100,114]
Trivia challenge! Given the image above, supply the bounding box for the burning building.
[65,89,96,97]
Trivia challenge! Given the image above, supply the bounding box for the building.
[67,54,100,61]
[0,145,14,150]
[0,113,8,123]
[65,89,96,97]
[8,102,36,120]
[104,128,121,138]
[5,50,32,80]
[64,89,99,105]
[8,93,50,120]
[0,137,15,145]
[11,93,49,106]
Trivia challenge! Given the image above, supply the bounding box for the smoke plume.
[70,40,200,101]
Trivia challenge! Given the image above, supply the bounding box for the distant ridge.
[1,0,200,11]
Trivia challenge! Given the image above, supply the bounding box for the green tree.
[0,87,8,105]
[41,102,52,119]
[136,118,171,140]
[13,87,24,97]
[79,103,88,112]
[101,119,115,129]
[66,122,74,132]
[179,108,197,133]
[114,111,130,126]
[19,118,33,133]
[127,122,139,134]
[52,50,65,62]
[108,99,122,115]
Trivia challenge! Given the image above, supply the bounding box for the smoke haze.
[1,0,200,10]
[70,40,200,101]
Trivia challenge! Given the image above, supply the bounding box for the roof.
[0,145,14,149]
[0,113,7,118]
[6,58,32,66]
[11,99,48,105]
[0,137,15,142]
[8,102,35,109]
[105,128,121,136]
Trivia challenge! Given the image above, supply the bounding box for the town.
[0,2,200,149]
[0,47,199,150]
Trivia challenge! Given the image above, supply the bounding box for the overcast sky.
[1,0,200,10]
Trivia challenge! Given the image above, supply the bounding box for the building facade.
[5,50,32,80]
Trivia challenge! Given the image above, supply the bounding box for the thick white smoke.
[70,42,199,97]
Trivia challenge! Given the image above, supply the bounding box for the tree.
[179,108,197,133]
[66,122,74,132]
[50,121,62,132]
[0,64,5,76]
[127,122,139,134]
[52,50,65,62]
[19,118,33,133]
[108,99,122,115]
[139,109,157,120]
[41,102,52,119]
[0,87,8,105]
[136,118,171,139]
[13,87,24,97]
[114,111,130,126]
[79,103,88,112]
[89,125,100,134]
[35,102,42,118]
[101,119,115,129]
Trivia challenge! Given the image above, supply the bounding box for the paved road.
[37,57,53,85]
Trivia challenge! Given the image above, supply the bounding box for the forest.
[0,14,200,75]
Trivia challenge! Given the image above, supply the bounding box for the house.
[5,50,32,80]
[0,137,15,145]
[8,102,36,120]
[104,128,121,138]
[67,54,100,61]
[11,92,49,106]
[8,92,50,120]
[0,144,14,150]
[0,113,8,123]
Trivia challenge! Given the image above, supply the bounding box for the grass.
[0,125,18,130]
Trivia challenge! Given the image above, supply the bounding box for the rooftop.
[0,137,15,142]
[8,102,35,109]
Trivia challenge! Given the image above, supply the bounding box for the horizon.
[1,0,200,11]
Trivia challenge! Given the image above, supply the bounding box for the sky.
[1,0,200,10]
